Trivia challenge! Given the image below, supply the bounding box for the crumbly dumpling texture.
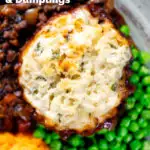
[19,6,131,132]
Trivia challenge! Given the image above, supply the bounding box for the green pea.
[138,118,148,128]
[137,83,143,89]
[110,142,121,150]
[33,128,46,139]
[141,110,150,120]
[105,131,115,142]
[68,135,82,147]
[37,124,45,129]
[80,140,85,147]
[126,97,136,110]
[129,74,140,85]
[134,130,146,140]
[128,109,139,120]
[115,136,123,142]
[87,134,95,138]
[139,51,150,64]
[51,132,60,140]
[146,86,150,93]
[135,103,143,113]
[130,61,140,72]
[88,145,99,150]
[142,76,150,86]
[44,134,52,145]
[120,25,130,36]
[134,89,144,100]
[131,48,140,59]
[140,94,150,108]
[120,144,127,150]
[51,140,62,150]
[128,121,139,132]
[128,97,136,102]
[139,66,149,76]
[68,148,77,150]
[112,146,121,150]
[118,127,128,137]
[123,134,133,143]
[98,139,108,150]
[120,117,131,127]
[97,129,108,135]
[63,145,73,150]
[130,140,142,150]
[144,126,150,136]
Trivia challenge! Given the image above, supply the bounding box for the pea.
[142,76,150,86]
[140,94,150,108]
[139,51,150,64]
[126,97,136,110]
[130,61,140,72]
[128,109,139,120]
[137,83,143,89]
[37,124,45,129]
[128,97,136,103]
[105,131,115,142]
[116,136,123,142]
[139,66,149,76]
[130,140,142,150]
[33,128,46,139]
[51,140,62,150]
[88,145,99,150]
[68,148,77,150]
[146,86,150,93]
[120,25,130,36]
[63,146,76,150]
[118,127,128,137]
[51,132,60,140]
[134,89,144,100]
[131,48,140,59]
[129,74,140,85]
[44,134,52,145]
[128,121,139,132]
[144,126,150,136]
[120,117,131,127]
[98,139,108,150]
[138,118,148,128]
[112,146,121,150]
[87,134,95,139]
[97,129,108,135]
[80,140,85,147]
[120,144,127,150]
[123,134,133,143]
[141,110,150,120]
[68,135,82,147]
[134,130,146,140]
[135,103,143,113]
[110,142,121,150]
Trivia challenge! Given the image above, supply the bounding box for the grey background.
[115,0,150,52]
